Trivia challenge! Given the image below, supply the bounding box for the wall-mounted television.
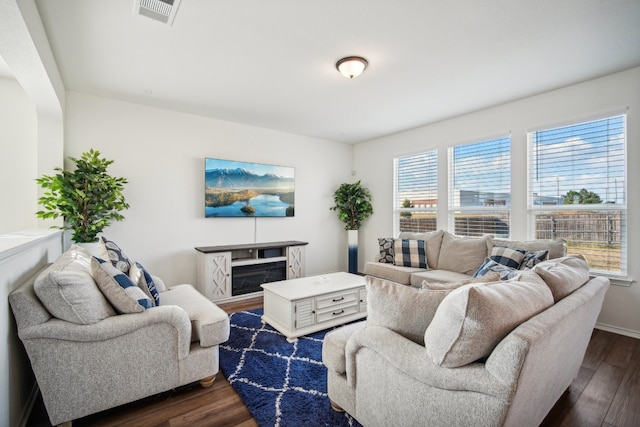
[205,158,295,217]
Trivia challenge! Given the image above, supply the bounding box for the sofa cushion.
[366,276,450,345]
[520,249,549,269]
[409,269,472,288]
[398,230,444,269]
[473,258,521,280]
[98,236,134,274]
[91,257,153,313]
[34,245,116,324]
[436,232,489,275]
[129,261,160,306]
[489,245,526,269]
[532,255,590,302]
[377,237,395,263]
[160,284,230,346]
[393,239,427,268]
[424,278,554,368]
[490,238,566,260]
[363,262,423,286]
[420,271,500,290]
[322,320,367,374]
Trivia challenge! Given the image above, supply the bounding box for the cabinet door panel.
[295,299,314,329]
[207,252,232,300]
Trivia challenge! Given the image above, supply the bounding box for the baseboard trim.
[16,383,39,427]
[595,322,640,339]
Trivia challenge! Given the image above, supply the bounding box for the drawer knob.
[332,297,344,302]
[332,310,345,316]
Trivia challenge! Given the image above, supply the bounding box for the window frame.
[526,113,628,278]
[448,135,512,238]
[393,149,438,236]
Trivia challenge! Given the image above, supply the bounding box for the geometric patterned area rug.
[219,309,362,427]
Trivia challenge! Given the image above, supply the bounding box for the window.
[394,150,437,235]
[449,136,511,237]
[528,114,626,276]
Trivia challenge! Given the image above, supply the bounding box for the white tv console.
[195,240,308,302]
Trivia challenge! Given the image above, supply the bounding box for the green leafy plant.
[330,180,373,230]
[400,198,414,218]
[36,149,130,243]
[563,188,602,204]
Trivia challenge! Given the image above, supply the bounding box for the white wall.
[0,78,38,234]
[64,92,354,285]
[353,66,640,337]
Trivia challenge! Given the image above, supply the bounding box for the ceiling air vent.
[134,0,181,25]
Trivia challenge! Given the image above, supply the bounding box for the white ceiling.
[32,0,640,144]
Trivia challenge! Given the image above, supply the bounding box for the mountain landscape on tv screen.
[205,166,294,217]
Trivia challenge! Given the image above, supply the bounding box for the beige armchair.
[9,246,229,427]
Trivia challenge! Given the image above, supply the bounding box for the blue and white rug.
[219,309,361,427]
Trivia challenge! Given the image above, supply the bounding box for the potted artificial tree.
[36,149,129,249]
[330,180,373,273]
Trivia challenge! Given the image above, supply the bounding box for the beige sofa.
[364,230,567,286]
[324,246,609,426]
[9,245,230,427]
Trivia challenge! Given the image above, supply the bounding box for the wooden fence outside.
[399,212,621,247]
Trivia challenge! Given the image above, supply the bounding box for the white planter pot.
[75,241,100,256]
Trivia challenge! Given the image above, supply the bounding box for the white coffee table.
[261,272,367,341]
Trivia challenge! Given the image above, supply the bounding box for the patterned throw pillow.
[520,249,549,269]
[473,258,520,280]
[98,236,133,274]
[378,238,395,263]
[91,257,153,313]
[490,245,527,269]
[393,239,428,268]
[129,261,160,306]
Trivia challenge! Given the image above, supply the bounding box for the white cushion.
[424,278,554,368]
[533,255,590,302]
[366,276,450,345]
[436,232,489,275]
[160,284,230,347]
[34,245,115,324]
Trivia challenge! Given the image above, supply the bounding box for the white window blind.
[449,136,511,237]
[528,114,626,276]
[394,150,437,234]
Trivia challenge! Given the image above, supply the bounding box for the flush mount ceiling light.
[336,56,368,79]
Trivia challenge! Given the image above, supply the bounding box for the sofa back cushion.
[436,232,489,275]
[424,278,554,368]
[398,230,443,269]
[533,255,590,302]
[366,276,450,345]
[34,245,116,324]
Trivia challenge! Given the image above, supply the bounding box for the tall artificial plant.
[36,149,130,243]
[330,180,373,230]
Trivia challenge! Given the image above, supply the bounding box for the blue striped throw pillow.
[92,257,153,313]
[393,239,428,268]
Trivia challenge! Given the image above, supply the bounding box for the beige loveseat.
[324,250,609,426]
[9,245,230,426]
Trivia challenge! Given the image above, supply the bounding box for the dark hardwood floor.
[28,297,639,427]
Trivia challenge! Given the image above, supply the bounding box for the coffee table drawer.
[316,290,359,310]
[316,304,359,323]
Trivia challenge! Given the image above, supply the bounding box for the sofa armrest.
[345,325,511,399]
[18,305,192,359]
